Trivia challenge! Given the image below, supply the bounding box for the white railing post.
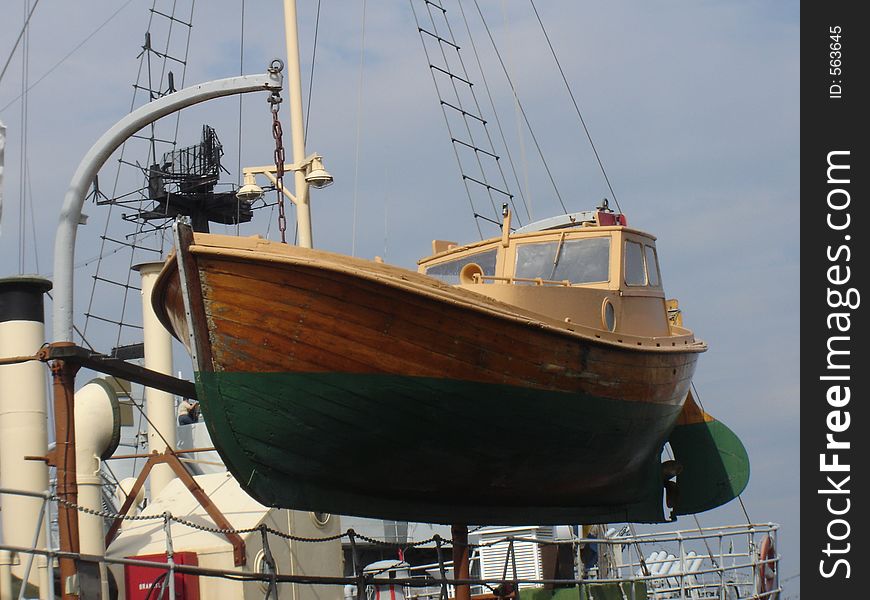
[163,512,176,600]
[748,528,757,599]
[678,532,686,600]
[43,495,55,600]
[17,494,47,599]
[38,554,50,600]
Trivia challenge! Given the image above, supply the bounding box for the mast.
[282,0,313,248]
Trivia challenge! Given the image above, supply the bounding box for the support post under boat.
[104,449,247,566]
[452,524,471,600]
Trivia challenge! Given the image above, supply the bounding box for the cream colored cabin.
[418,210,680,339]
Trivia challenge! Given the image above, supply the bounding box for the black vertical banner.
[802,4,868,598]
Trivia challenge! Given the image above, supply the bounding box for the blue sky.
[1,0,799,592]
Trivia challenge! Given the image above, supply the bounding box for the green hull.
[197,371,681,524]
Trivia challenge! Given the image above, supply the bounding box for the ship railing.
[400,523,780,600]
[0,487,56,597]
[0,487,780,600]
[602,522,779,600]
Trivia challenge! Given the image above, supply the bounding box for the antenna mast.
[282,0,313,248]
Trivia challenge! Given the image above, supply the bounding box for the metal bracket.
[105,449,247,566]
[36,342,196,400]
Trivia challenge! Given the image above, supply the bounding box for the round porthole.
[602,298,616,332]
[311,511,331,527]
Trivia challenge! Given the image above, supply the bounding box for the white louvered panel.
[475,526,555,589]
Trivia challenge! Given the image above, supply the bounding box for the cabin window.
[515,237,610,284]
[425,249,497,284]
[624,241,647,286]
[645,245,661,287]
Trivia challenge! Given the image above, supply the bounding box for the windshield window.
[645,245,661,287]
[515,237,610,284]
[425,250,497,284]
[624,241,646,285]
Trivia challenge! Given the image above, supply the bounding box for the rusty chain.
[269,87,288,243]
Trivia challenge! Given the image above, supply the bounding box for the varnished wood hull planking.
[154,232,705,523]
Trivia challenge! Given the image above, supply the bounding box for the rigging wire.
[116,0,197,350]
[102,460,131,505]
[82,0,161,342]
[297,0,323,248]
[427,0,520,227]
[690,381,753,525]
[411,0,521,236]
[454,0,531,222]
[0,0,136,112]
[25,158,40,272]
[425,2,501,224]
[471,0,567,215]
[662,442,721,569]
[409,0,482,239]
[17,0,31,274]
[236,0,246,234]
[83,0,196,348]
[55,284,180,476]
[351,0,367,257]
[304,0,322,141]
[528,0,622,214]
[499,0,531,219]
[0,0,41,87]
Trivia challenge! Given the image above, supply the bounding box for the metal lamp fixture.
[304,155,334,189]
[236,173,265,201]
[237,153,333,248]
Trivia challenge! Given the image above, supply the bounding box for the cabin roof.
[418,223,657,266]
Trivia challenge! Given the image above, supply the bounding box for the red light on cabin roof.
[596,211,628,227]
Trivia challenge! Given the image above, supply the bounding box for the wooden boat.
[152,207,749,524]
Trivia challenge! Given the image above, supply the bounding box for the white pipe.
[74,378,119,600]
[666,553,685,576]
[113,477,145,529]
[0,276,51,587]
[73,379,120,559]
[135,262,176,498]
[647,550,666,575]
[659,553,677,577]
[282,0,313,248]
[52,70,283,343]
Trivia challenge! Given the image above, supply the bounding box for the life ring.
[758,534,778,597]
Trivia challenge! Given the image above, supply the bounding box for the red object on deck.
[596,211,627,226]
[596,210,628,227]
[124,552,200,600]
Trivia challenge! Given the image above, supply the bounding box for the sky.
[1,0,799,593]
